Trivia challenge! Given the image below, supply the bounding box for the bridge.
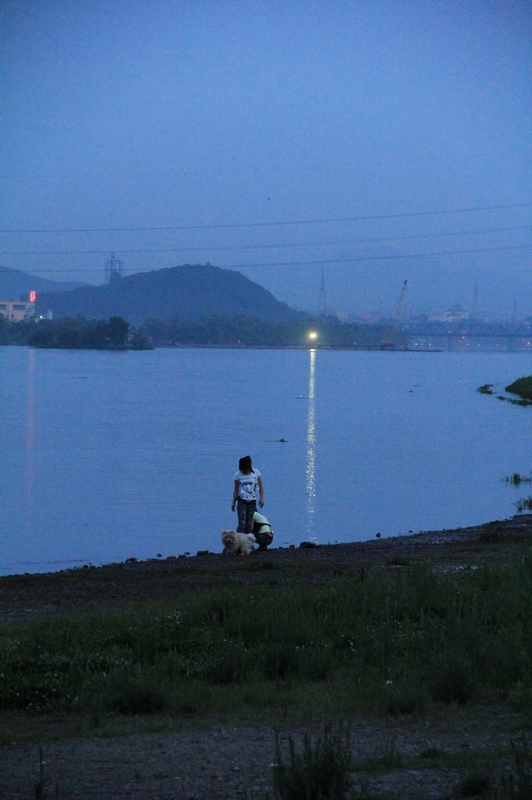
[400,320,532,349]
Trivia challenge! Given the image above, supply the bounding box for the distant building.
[429,304,469,324]
[354,313,380,325]
[0,299,35,321]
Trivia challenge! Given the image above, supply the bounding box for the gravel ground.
[0,708,525,799]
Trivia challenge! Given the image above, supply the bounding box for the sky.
[1,0,531,318]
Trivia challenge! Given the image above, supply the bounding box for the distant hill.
[0,266,86,300]
[35,264,298,324]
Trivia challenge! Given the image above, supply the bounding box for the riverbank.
[2,514,531,621]
[2,515,532,799]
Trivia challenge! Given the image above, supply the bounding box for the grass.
[4,559,532,724]
[502,472,532,517]
[270,726,532,799]
[273,723,354,799]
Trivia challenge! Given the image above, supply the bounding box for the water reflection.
[25,348,35,530]
[5,346,532,576]
[306,348,317,541]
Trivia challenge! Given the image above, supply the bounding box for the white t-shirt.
[234,469,261,501]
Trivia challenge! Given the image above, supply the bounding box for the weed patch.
[516,497,532,513]
[479,522,503,542]
[273,723,353,800]
[106,682,168,715]
[503,474,532,486]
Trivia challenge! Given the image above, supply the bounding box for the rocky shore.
[2,514,532,623]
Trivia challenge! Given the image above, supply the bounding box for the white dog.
[221,529,256,556]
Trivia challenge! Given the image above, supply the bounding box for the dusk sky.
[1,1,531,317]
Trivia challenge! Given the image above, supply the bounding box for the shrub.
[107,682,168,714]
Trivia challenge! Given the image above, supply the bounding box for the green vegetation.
[504,472,532,516]
[2,312,397,349]
[503,474,532,486]
[0,315,152,350]
[498,395,532,407]
[506,376,532,401]
[478,379,532,406]
[272,727,532,800]
[4,561,532,719]
[0,314,34,345]
[273,723,354,800]
[139,314,391,348]
[28,315,131,349]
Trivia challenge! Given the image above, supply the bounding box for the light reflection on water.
[2,346,532,575]
[306,348,316,542]
[24,347,35,536]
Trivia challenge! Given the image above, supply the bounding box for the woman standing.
[231,455,264,535]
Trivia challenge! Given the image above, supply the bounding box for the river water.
[2,345,532,575]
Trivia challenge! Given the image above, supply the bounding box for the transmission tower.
[105,253,124,284]
[470,280,479,319]
[318,269,327,316]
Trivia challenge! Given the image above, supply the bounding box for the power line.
[12,243,532,274]
[227,244,532,268]
[0,225,529,257]
[0,202,530,234]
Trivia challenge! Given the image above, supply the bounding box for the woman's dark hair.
[239,455,252,471]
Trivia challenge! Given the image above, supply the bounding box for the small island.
[506,375,532,401]
[478,375,532,406]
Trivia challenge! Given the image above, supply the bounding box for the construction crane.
[380,280,408,349]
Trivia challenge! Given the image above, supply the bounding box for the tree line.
[0,315,152,350]
[138,314,391,348]
[0,313,395,349]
